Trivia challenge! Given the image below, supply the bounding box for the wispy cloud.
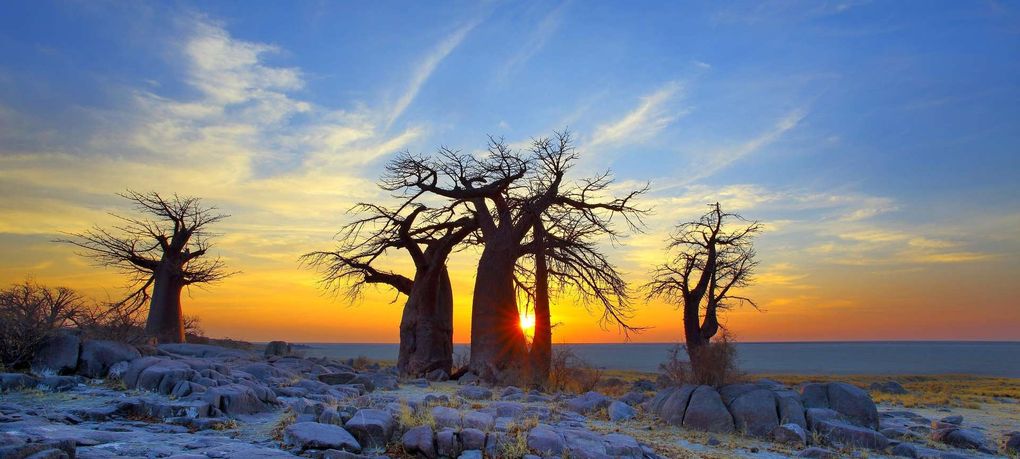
[387,19,480,128]
[495,2,569,82]
[589,81,685,147]
[680,108,807,184]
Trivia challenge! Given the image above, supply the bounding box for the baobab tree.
[60,191,231,343]
[644,203,761,380]
[302,203,476,377]
[384,132,645,383]
[517,205,640,385]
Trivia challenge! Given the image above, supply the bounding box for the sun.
[519,313,535,335]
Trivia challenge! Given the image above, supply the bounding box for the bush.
[0,280,86,369]
[660,332,741,387]
[547,346,603,394]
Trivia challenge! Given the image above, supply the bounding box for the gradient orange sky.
[1,2,1018,343]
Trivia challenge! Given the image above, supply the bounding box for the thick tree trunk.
[529,222,552,387]
[469,243,528,383]
[146,267,185,344]
[397,266,454,377]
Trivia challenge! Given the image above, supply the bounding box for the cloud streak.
[495,2,569,82]
[387,19,480,128]
[589,81,685,147]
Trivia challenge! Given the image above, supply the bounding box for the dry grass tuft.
[270,408,297,442]
[397,401,436,429]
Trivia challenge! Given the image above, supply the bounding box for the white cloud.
[589,81,685,147]
[387,19,480,128]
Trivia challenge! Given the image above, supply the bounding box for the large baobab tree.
[644,203,761,379]
[384,132,645,383]
[60,191,231,344]
[302,204,475,377]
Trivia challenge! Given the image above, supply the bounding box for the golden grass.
[760,374,1020,408]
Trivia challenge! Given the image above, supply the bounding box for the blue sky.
[1,1,1018,342]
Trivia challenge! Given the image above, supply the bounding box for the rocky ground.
[1,338,1018,458]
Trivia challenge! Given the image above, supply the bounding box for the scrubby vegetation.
[0,279,233,370]
[659,333,742,388]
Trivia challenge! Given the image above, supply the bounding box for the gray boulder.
[939,414,963,425]
[435,428,458,457]
[344,408,395,448]
[431,406,462,429]
[1003,431,1020,455]
[657,385,697,425]
[814,420,890,449]
[771,423,807,445]
[462,410,494,431]
[682,385,734,434]
[892,442,966,459]
[0,439,76,459]
[800,383,830,409]
[728,388,779,437]
[604,433,643,457]
[425,369,449,382]
[826,382,879,430]
[608,400,636,422]
[776,390,807,428]
[460,428,486,451]
[264,341,290,357]
[566,391,610,414]
[77,340,140,378]
[284,422,361,452]
[133,359,195,394]
[31,332,80,375]
[527,425,565,456]
[402,425,436,458]
[457,386,492,400]
[618,391,646,405]
[202,383,271,415]
[458,450,483,459]
[318,372,358,385]
[796,447,838,458]
[937,428,993,453]
[1,373,39,391]
[870,380,908,394]
[158,343,252,359]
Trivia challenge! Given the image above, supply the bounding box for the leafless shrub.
[0,280,86,369]
[660,331,742,387]
[547,346,604,394]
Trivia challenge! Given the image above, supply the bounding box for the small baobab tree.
[644,202,761,381]
[60,191,232,344]
[302,203,476,377]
